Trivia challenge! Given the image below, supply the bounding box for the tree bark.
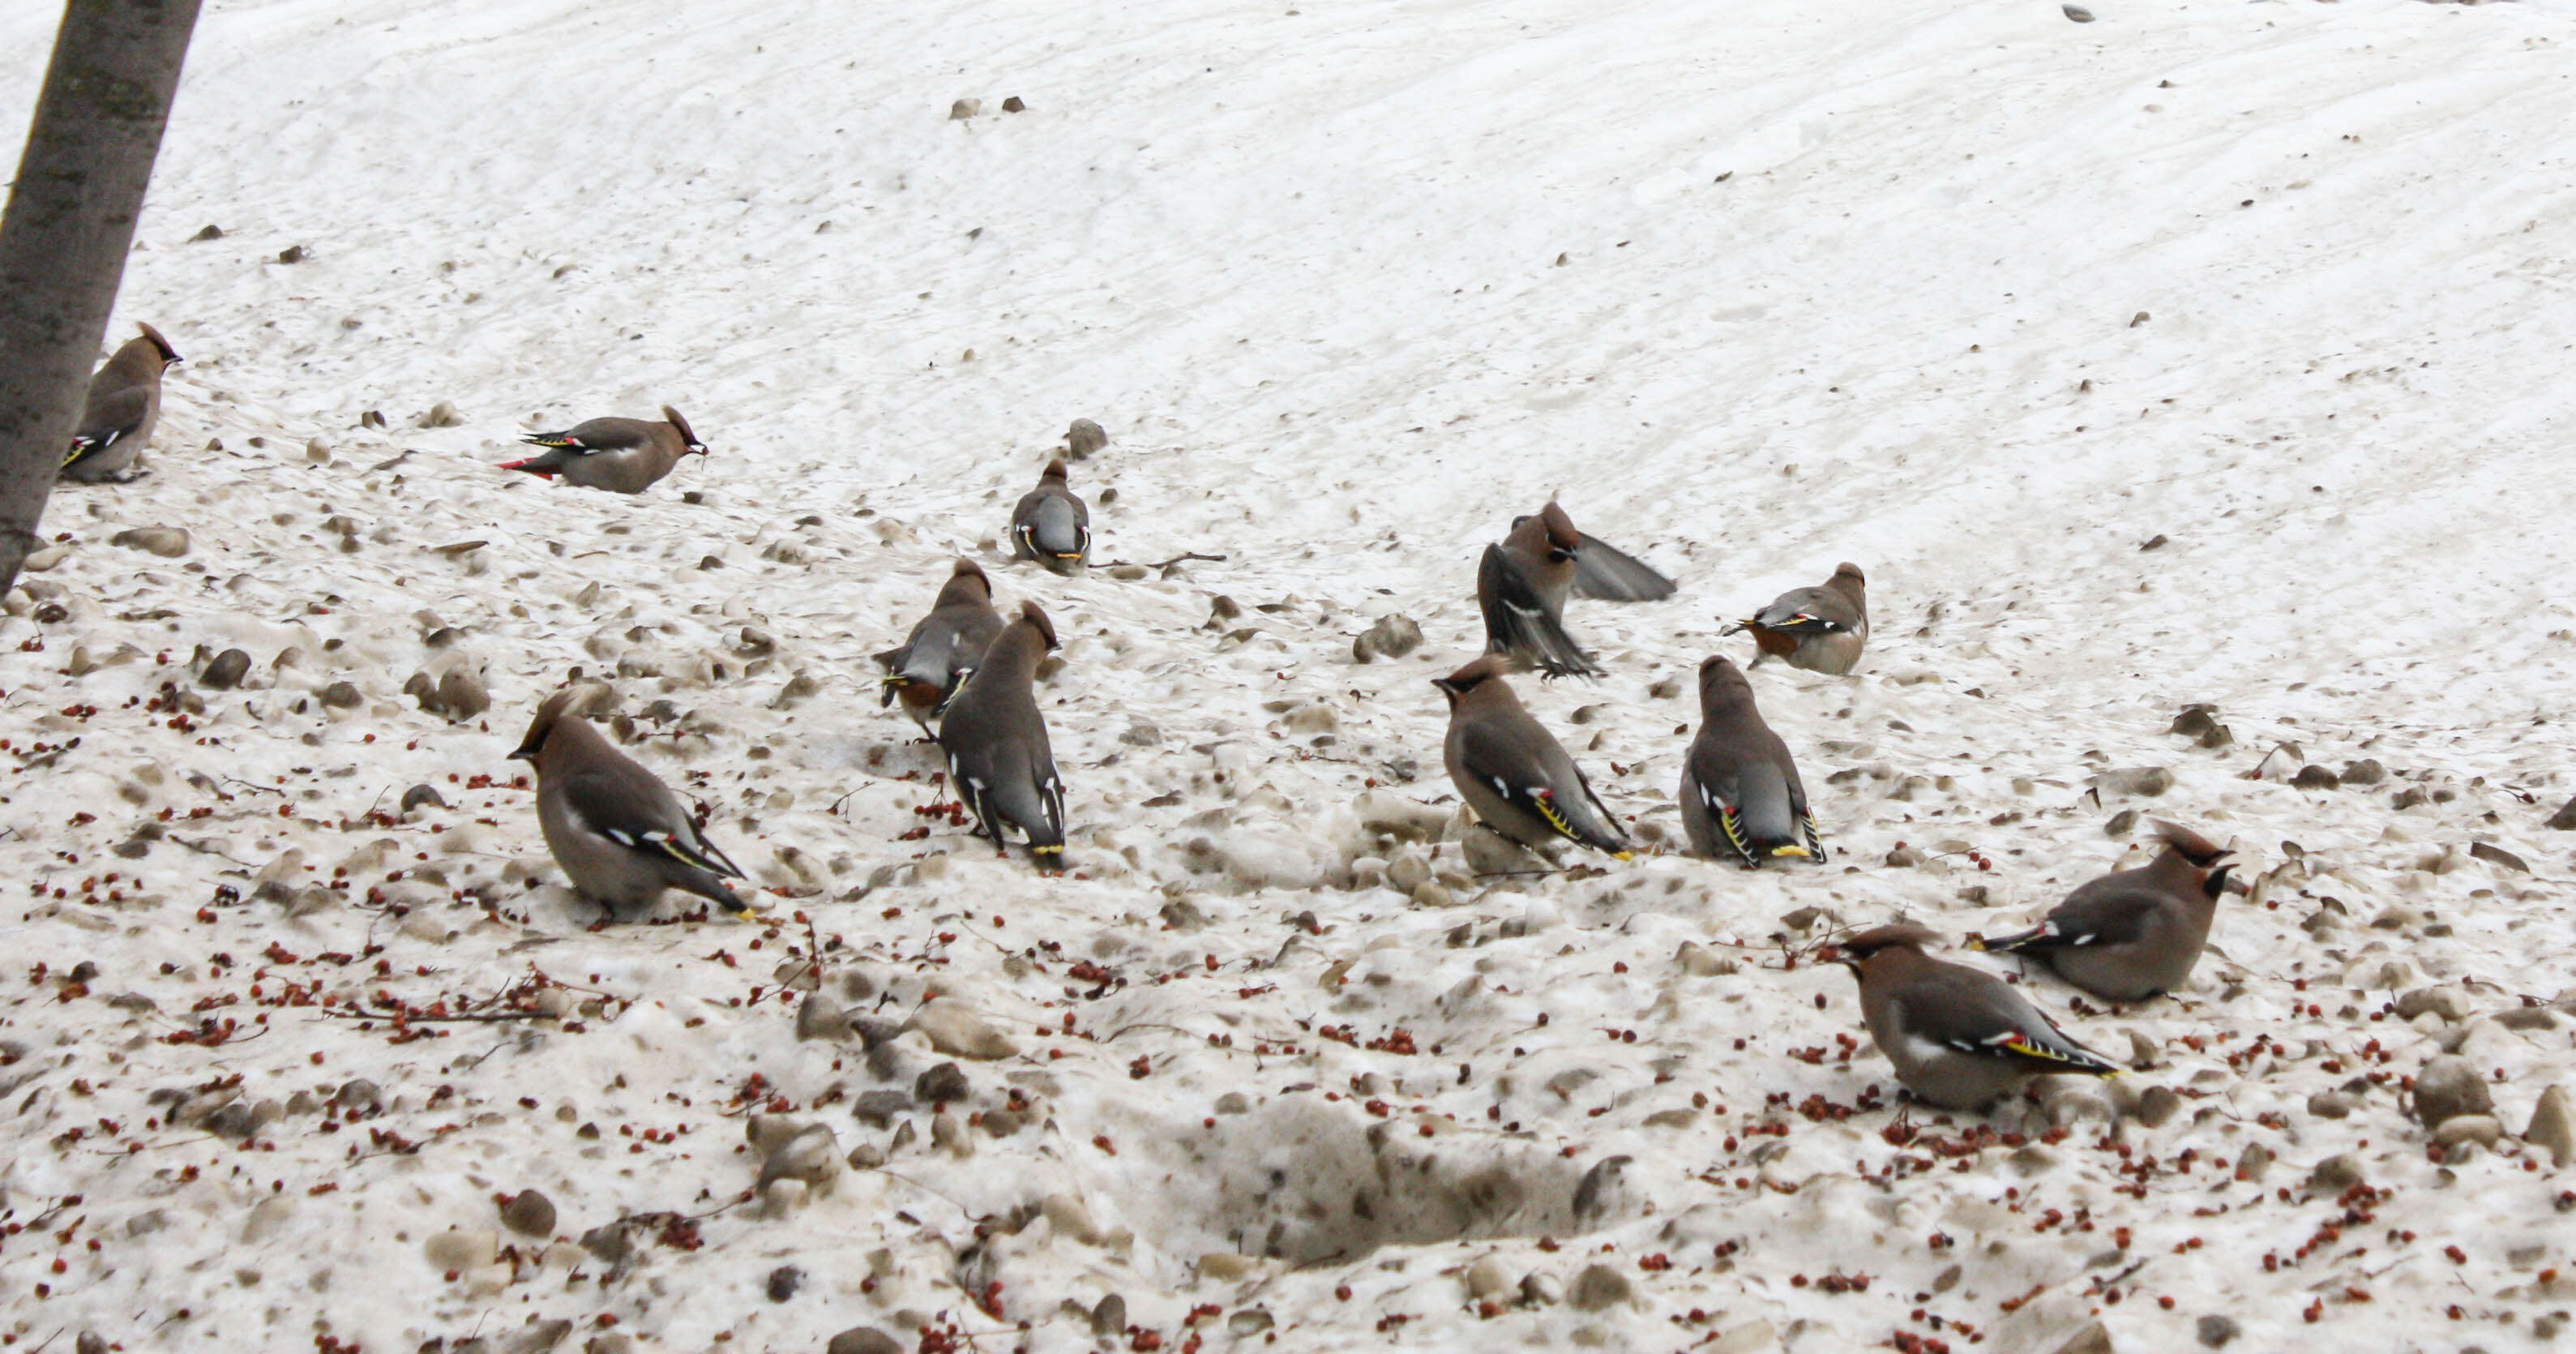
[0,0,202,593]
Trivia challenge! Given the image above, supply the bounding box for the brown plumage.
[1011,458,1090,573]
[1972,822,2233,1001]
[62,322,182,483]
[1725,563,1868,675]
[1434,653,1630,858]
[509,688,747,920]
[1478,501,1600,679]
[1830,923,2120,1112]
[875,559,1006,732]
[1679,654,1824,864]
[939,601,1068,868]
[503,405,707,492]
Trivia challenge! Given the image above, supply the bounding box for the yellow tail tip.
[1770,845,1812,859]
[1609,850,1634,861]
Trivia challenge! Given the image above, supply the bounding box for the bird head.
[662,406,707,455]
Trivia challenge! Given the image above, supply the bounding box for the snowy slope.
[4,0,2576,1349]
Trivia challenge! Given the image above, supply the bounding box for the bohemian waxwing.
[502,405,706,492]
[1724,562,1868,675]
[509,688,748,919]
[1680,653,1825,864]
[1829,923,2120,1112]
[875,559,1006,733]
[1972,821,2233,1001]
[938,601,1068,868]
[1478,501,1601,679]
[1011,458,1090,573]
[61,322,182,483]
[1434,653,1630,859]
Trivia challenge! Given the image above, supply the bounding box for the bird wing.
[1985,880,2167,956]
[65,387,152,464]
[1754,583,1863,635]
[1459,718,1628,855]
[1569,533,1675,602]
[558,767,743,880]
[523,417,652,453]
[1478,544,1600,679]
[1897,965,2119,1074]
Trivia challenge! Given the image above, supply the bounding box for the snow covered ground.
[5,0,2576,1348]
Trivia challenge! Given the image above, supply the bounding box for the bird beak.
[506,746,537,763]
[689,443,709,456]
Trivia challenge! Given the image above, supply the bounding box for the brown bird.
[62,322,182,483]
[1724,563,1868,675]
[939,601,1068,868]
[1505,512,1675,602]
[875,559,1006,733]
[1433,653,1630,859]
[1679,654,1824,864]
[1828,923,2120,1112]
[1011,458,1090,573]
[1478,502,1601,679]
[1971,822,2233,1001]
[508,688,748,920]
[502,405,707,492]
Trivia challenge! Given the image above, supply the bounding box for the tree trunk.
[0,0,202,593]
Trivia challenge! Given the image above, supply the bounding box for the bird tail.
[1967,925,2052,956]
[62,433,114,469]
[520,430,578,448]
[1983,1028,2120,1077]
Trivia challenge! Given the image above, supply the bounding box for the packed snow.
[5,0,2576,1350]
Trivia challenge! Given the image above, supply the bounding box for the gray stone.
[110,526,190,558]
[914,1062,970,1105]
[2054,1322,2113,1354]
[2291,765,2340,791]
[826,1330,902,1354]
[2413,1055,2493,1129]
[2523,1086,2574,1168]
[1089,1293,1127,1337]
[2395,987,2471,1022]
[2549,795,2576,831]
[2434,1115,2501,1149]
[1352,613,1424,662]
[400,783,446,814]
[200,649,252,690]
[1064,418,1107,460]
[2089,766,2173,798]
[766,1264,803,1301]
[2469,842,2529,873]
[2196,1314,2240,1348]
[852,1090,911,1128]
[2304,1154,2364,1193]
[319,681,363,709]
[499,1189,556,1238]
[2132,1085,2182,1129]
[1568,1263,1633,1311]
[903,999,1019,1059]
[796,992,848,1042]
[2340,759,2387,786]
[436,669,490,722]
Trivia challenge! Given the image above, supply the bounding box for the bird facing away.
[875,559,1007,734]
[501,405,706,492]
[509,688,748,920]
[1971,821,2234,1001]
[1724,562,1868,675]
[1504,514,1675,602]
[62,322,182,483]
[939,600,1068,868]
[1680,654,1825,865]
[1829,923,2120,1112]
[1478,501,1602,679]
[1434,653,1631,859]
[1011,458,1090,573]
